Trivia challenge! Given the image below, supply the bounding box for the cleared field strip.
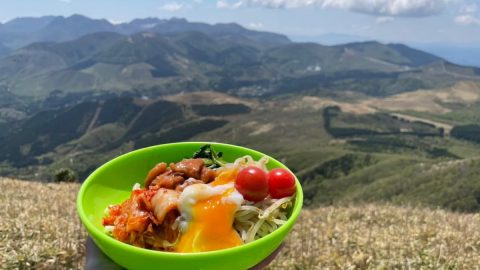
[390,113,454,135]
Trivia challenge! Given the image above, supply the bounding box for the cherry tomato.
[267,168,296,199]
[235,166,268,202]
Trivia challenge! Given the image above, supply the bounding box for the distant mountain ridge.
[291,34,480,68]
[0,14,290,50]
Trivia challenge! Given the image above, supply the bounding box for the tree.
[54,168,77,183]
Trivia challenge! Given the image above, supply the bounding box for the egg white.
[177,183,243,232]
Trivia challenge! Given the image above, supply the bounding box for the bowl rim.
[77,141,303,258]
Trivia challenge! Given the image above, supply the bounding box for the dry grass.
[268,205,480,270]
[365,81,480,114]
[2,178,480,270]
[162,90,258,107]
[0,178,86,270]
[284,81,480,116]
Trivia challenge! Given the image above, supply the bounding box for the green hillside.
[0,94,249,179]
[190,95,480,212]
[1,30,479,99]
[2,90,480,212]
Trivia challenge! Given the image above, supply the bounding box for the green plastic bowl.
[77,142,303,270]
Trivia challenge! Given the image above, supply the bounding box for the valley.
[1,15,480,213]
[3,83,480,212]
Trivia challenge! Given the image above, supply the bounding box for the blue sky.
[1,0,479,45]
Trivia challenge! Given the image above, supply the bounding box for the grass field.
[2,178,480,270]
[0,178,86,269]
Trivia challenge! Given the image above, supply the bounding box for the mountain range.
[291,34,480,68]
[0,15,478,102]
[0,15,290,50]
[2,15,480,212]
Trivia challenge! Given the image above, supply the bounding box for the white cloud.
[232,1,243,8]
[59,0,72,3]
[455,14,480,26]
[217,0,242,8]
[460,3,478,14]
[455,3,480,26]
[159,2,191,12]
[216,0,230,8]
[375,16,394,24]
[248,22,264,28]
[219,0,453,17]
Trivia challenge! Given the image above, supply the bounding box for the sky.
[0,0,480,46]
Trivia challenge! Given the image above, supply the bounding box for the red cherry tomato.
[235,166,268,202]
[267,168,296,199]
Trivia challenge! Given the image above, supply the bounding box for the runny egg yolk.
[175,168,243,252]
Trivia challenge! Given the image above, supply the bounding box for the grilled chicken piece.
[200,167,216,183]
[150,172,185,190]
[170,159,204,179]
[145,162,167,188]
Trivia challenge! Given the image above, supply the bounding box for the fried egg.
[175,168,244,252]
